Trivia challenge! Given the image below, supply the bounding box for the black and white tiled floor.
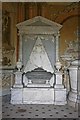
[2,95,80,120]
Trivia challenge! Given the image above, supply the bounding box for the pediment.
[16,16,62,31]
[27,20,51,26]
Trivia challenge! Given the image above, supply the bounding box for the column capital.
[58,31,60,36]
[54,31,60,37]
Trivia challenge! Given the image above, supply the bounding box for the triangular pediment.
[27,20,51,26]
[24,36,54,73]
[16,16,62,31]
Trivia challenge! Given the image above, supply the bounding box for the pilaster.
[55,32,60,61]
[68,60,80,109]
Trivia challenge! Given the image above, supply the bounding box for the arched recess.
[55,6,80,25]
[61,15,80,25]
[60,15,79,56]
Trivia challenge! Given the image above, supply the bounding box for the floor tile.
[2,95,79,119]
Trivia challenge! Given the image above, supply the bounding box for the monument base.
[11,87,67,105]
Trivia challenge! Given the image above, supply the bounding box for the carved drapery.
[23,35,55,42]
[22,35,56,69]
[16,16,62,70]
[24,36,54,73]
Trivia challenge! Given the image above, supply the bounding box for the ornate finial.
[55,60,62,72]
[16,59,22,71]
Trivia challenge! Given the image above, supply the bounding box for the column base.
[68,100,79,110]
[68,91,77,102]
[68,91,79,109]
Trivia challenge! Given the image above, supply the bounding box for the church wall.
[1,3,17,96]
[60,16,78,56]
[2,2,17,65]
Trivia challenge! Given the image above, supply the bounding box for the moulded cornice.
[16,16,62,32]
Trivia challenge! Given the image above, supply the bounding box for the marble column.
[64,67,70,95]
[55,32,60,62]
[68,60,80,108]
[77,68,80,106]
[19,34,23,62]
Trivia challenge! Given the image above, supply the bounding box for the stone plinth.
[54,61,67,105]
[54,88,67,105]
[13,71,23,88]
[68,61,80,108]
[54,71,64,89]
[54,71,67,105]
[11,88,23,104]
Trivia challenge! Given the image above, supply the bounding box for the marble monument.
[11,16,67,105]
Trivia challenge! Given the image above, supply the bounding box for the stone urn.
[13,59,23,88]
[55,60,62,71]
[16,59,22,71]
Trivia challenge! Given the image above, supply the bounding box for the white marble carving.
[16,59,22,71]
[46,80,49,84]
[24,35,54,42]
[49,75,54,87]
[13,60,23,88]
[64,67,70,94]
[23,74,28,86]
[24,37,54,73]
[27,84,51,88]
[54,61,64,88]
[11,16,67,105]
[16,16,62,35]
